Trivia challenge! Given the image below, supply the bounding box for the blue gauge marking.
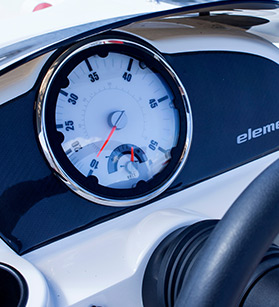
[108,144,147,174]
[59,90,68,96]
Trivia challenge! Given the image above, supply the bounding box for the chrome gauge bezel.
[36,37,193,207]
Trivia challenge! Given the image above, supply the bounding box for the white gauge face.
[38,38,192,206]
[56,52,178,189]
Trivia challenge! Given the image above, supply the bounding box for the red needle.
[131,146,135,162]
[97,110,125,157]
[97,126,117,157]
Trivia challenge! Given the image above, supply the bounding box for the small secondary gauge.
[36,37,192,206]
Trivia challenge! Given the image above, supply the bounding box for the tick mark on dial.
[60,90,68,96]
[85,58,93,72]
[158,95,169,103]
[65,149,72,155]
[87,169,94,176]
[127,58,133,71]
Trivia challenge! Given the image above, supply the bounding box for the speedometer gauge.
[36,37,192,206]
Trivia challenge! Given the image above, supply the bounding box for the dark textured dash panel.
[0,92,127,254]
[1,51,279,254]
[166,51,279,192]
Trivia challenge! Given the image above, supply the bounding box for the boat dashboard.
[1,1,279,306]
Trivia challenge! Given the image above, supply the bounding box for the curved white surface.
[0,240,50,307]
[22,150,279,306]
[0,0,177,48]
